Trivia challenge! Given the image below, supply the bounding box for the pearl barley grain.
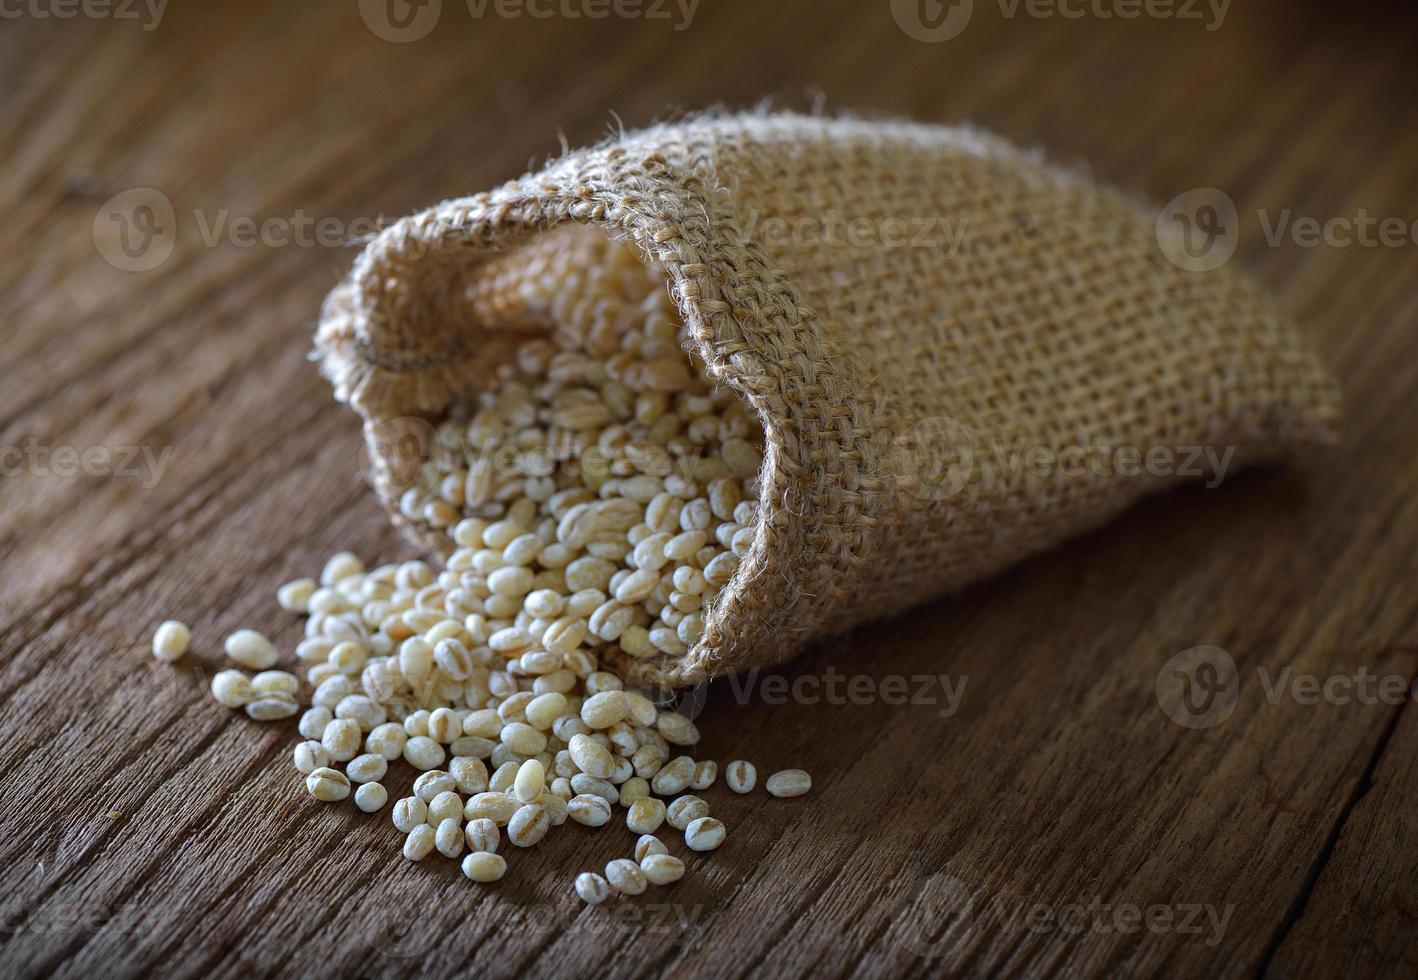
[404,736,446,771]
[346,754,388,784]
[322,719,361,762]
[575,872,611,905]
[355,782,388,813]
[306,767,350,802]
[567,794,612,827]
[684,816,726,852]
[606,858,647,896]
[766,769,812,798]
[726,760,756,794]
[436,818,465,858]
[211,669,254,708]
[666,795,709,831]
[634,835,667,861]
[151,621,190,662]
[640,853,685,886]
[246,692,299,721]
[299,706,333,740]
[404,824,436,861]
[293,741,330,774]
[462,851,506,883]
[690,760,717,791]
[277,578,317,613]
[428,791,464,826]
[508,803,550,847]
[513,759,545,803]
[393,797,428,833]
[650,756,694,795]
[224,629,278,670]
[626,797,666,834]
[568,733,614,779]
[465,818,499,853]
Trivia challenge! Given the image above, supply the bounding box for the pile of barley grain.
[155,231,809,900]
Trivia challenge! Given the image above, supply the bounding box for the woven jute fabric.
[315,111,1342,688]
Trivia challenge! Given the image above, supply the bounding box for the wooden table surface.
[3,1,1417,977]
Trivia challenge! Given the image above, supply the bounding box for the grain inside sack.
[159,111,1339,896]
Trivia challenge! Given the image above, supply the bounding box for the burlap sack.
[315,111,1341,687]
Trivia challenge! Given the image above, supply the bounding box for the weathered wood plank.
[1,2,1416,978]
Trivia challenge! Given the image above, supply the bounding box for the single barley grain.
[211,669,254,708]
[462,851,506,882]
[634,834,668,861]
[766,769,812,798]
[575,871,611,905]
[626,797,666,834]
[508,803,550,847]
[666,795,709,831]
[640,853,685,885]
[427,791,464,827]
[684,816,726,852]
[151,621,190,662]
[465,817,499,853]
[346,753,388,784]
[392,797,428,833]
[306,767,350,802]
[277,578,317,613]
[567,794,612,827]
[355,782,388,813]
[404,824,436,861]
[725,760,756,794]
[436,818,465,858]
[224,629,278,670]
[605,858,648,896]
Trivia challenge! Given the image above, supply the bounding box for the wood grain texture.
[1,1,1416,977]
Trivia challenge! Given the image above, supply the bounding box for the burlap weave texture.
[316,112,1341,686]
